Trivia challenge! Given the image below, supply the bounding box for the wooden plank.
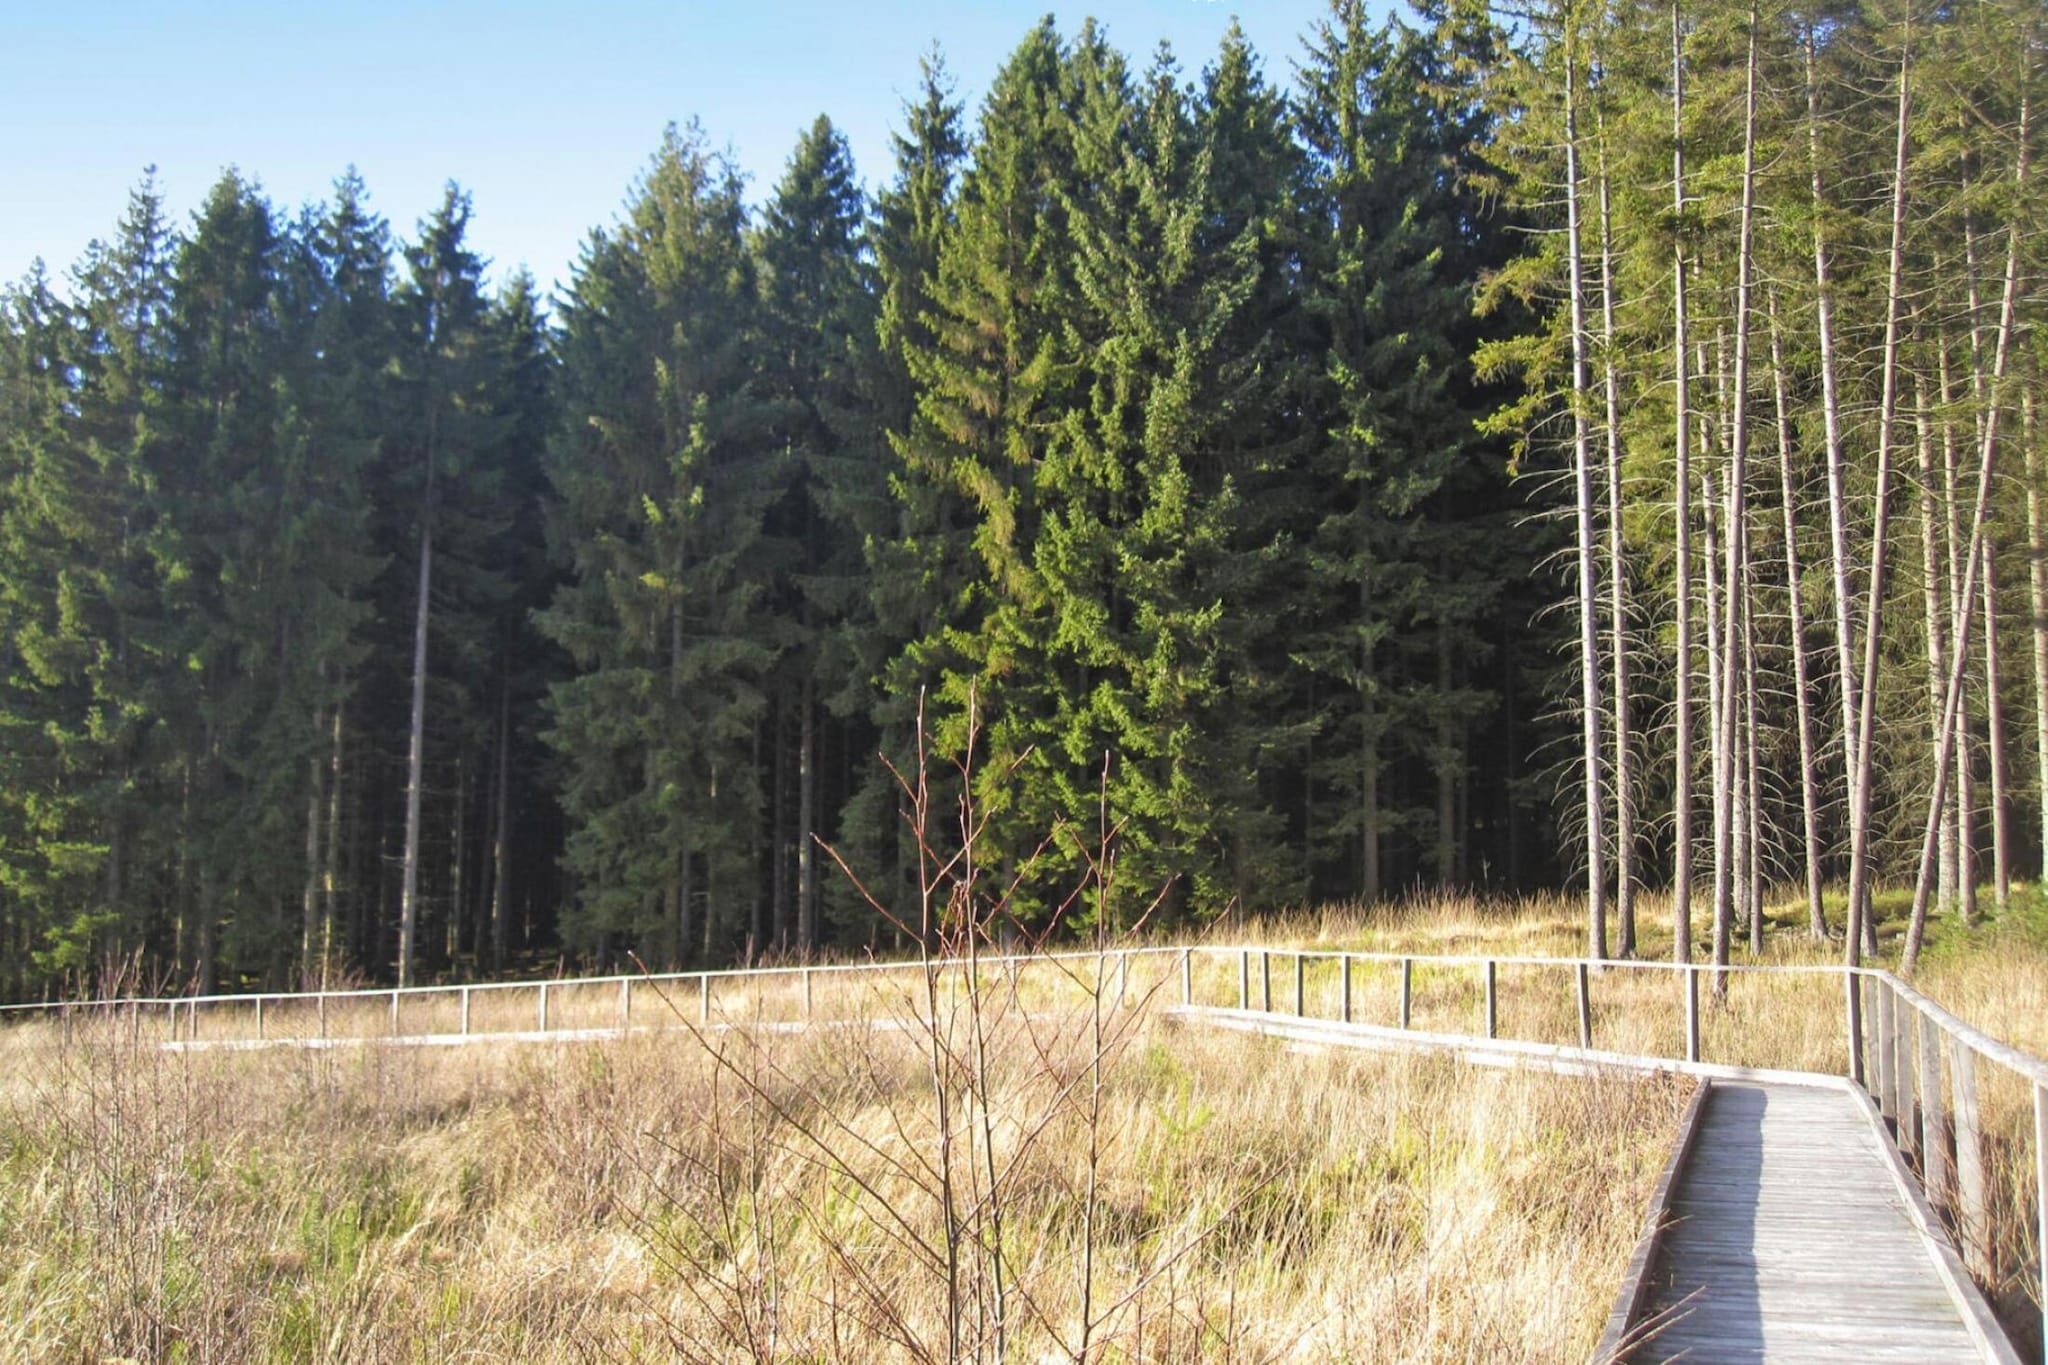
[1577,961,1592,1049]
[1593,1078,1712,1363]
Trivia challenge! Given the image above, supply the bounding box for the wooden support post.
[1483,960,1497,1039]
[1340,955,1353,1024]
[2033,1081,2046,1361]
[1875,983,1895,1123]
[1118,951,1130,1008]
[390,990,399,1037]
[620,978,631,1029]
[802,968,813,1020]
[1293,954,1305,1017]
[1846,969,1865,1086]
[1685,968,1701,1064]
[1399,958,1412,1030]
[1950,1038,1993,1281]
[1260,951,1271,1013]
[167,1001,175,1042]
[317,992,327,1041]
[1180,948,1192,1007]
[699,973,710,1024]
[537,981,550,1033]
[461,986,471,1037]
[129,999,140,1048]
[1238,950,1249,1010]
[255,996,265,1042]
[1898,998,1921,1165]
[1919,1013,1948,1213]
[1576,962,1592,1050]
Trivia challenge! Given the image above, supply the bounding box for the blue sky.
[4,1,1348,303]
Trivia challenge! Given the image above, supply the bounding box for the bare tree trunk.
[397,520,431,989]
[1704,465,1729,974]
[1982,537,2012,911]
[1598,114,1635,955]
[2025,392,2048,879]
[490,674,511,972]
[1845,21,1915,966]
[321,695,345,989]
[1940,352,1977,925]
[798,675,818,953]
[1903,91,2030,971]
[1436,617,1459,888]
[1917,380,1956,918]
[1809,26,1862,943]
[301,707,324,982]
[1742,529,1764,955]
[1564,23,1608,959]
[771,694,789,949]
[1771,303,1828,938]
[1671,0,1696,963]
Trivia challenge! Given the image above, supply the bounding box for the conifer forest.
[0,0,2041,1001]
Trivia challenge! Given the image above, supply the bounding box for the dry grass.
[3,884,2042,1362]
[0,971,1687,1364]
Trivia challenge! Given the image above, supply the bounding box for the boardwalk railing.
[4,943,2044,1356]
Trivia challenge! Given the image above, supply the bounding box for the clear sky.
[4,1,1350,305]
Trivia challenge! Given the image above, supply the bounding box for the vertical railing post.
[1685,968,1701,1064]
[1180,948,1192,1007]
[1237,950,1249,1010]
[1259,951,1271,1013]
[1875,982,1895,1123]
[390,990,399,1038]
[699,973,710,1024]
[167,1001,176,1042]
[2033,1081,2046,1362]
[538,981,550,1033]
[1575,962,1592,1050]
[1898,997,1921,1164]
[1483,960,1497,1039]
[461,986,472,1037]
[1340,955,1353,1024]
[621,977,632,1029]
[1293,954,1305,1017]
[1399,958,1412,1030]
[317,992,327,1041]
[1919,1013,1948,1212]
[1118,951,1130,1009]
[802,968,813,1020]
[1845,969,1864,1085]
[1950,1038,1992,1281]
[254,996,265,1042]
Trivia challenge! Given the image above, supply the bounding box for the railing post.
[1340,955,1352,1024]
[1575,962,1592,1050]
[1180,948,1192,1007]
[1399,958,1412,1030]
[1259,951,1271,1013]
[1846,969,1865,1086]
[1293,954,1305,1017]
[461,986,472,1037]
[1919,1012,1948,1213]
[1685,968,1701,1064]
[699,973,710,1024]
[620,978,632,1029]
[1483,960,1497,1039]
[317,992,327,1041]
[2033,1081,2046,1361]
[1950,1038,1992,1281]
[538,981,550,1034]
[1898,996,1921,1164]
[255,995,265,1042]
[1118,950,1130,1009]
[1237,950,1249,1010]
[390,990,399,1038]
[1875,982,1895,1124]
[802,968,813,1020]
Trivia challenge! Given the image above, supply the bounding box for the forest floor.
[0,887,2040,1363]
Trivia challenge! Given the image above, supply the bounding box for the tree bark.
[1771,303,1827,939]
[1671,0,1696,964]
[1598,106,1635,954]
[397,519,432,988]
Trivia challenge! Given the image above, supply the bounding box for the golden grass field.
[0,885,2041,1363]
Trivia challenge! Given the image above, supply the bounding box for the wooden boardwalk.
[1623,1081,2002,1362]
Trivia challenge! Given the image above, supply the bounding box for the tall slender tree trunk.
[1598,116,1635,955]
[321,694,345,989]
[397,519,432,988]
[1564,22,1608,959]
[1917,382,1956,917]
[1982,537,2012,911]
[1809,27,1861,940]
[798,674,818,953]
[301,707,325,983]
[1771,304,1827,938]
[771,694,789,948]
[2025,392,2048,879]
[490,674,511,972]
[1671,0,1696,963]
[1741,528,1764,955]
[1845,20,1915,966]
[1940,354,1976,925]
[1903,90,2030,970]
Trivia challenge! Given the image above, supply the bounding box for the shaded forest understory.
[1,0,2043,1000]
